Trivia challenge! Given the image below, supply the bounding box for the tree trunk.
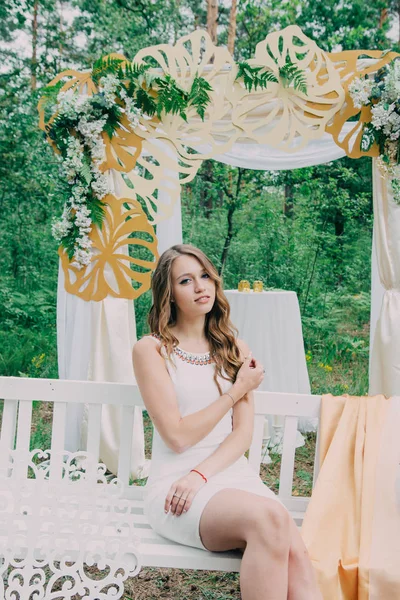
[199,160,214,216]
[334,213,345,286]
[219,168,243,274]
[398,0,400,44]
[379,7,388,28]
[31,0,39,90]
[227,0,237,56]
[283,182,294,217]
[174,0,181,42]
[302,219,327,314]
[207,0,218,44]
[219,202,235,275]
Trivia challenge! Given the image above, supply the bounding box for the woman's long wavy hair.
[148,244,243,394]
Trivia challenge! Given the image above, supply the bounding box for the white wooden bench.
[0,376,321,597]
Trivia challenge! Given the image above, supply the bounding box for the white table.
[225,290,317,455]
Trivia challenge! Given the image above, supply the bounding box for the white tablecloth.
[225,290,317,436]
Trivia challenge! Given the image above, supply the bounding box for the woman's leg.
[199,489,291,600]
[287,519,323,600]
[199,489,321,600]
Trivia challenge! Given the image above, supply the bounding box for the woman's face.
[170,254,216,317]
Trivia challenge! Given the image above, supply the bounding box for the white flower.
[77,116,107,140]
[57,89,79,119]
[384,110,400,140]
[371,102,395,130]
[52,206,73,241]
[76,234,93,249]
[349,76,374,109]
[91,172,110,199]
[74,205,92,230]
[99,74,120,108]
[90,138,106,162]
[71,247,92,270]
[72,185,86,202]
[124,97,142,129]
[382,61,400,101]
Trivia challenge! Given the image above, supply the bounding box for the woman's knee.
[246,500,291,555]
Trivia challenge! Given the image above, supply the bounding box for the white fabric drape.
[369,160,400,396]
[57,266,149,478]
[58,168,149,479]
[156,129,349,251]
[210,131,348,170]
[369,227,386,377]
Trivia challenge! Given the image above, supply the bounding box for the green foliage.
[155,74,189,121]
[91,56,127,85]
[188,75,213,120]
[360,123,377,152]
[236,57,307,94]
[236,62,278,92]
[279,56,308,94]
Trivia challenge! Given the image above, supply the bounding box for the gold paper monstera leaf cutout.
[231,25,345,151]
[59,195,158,301]
[326,50,400,158]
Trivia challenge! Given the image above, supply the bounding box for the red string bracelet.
[190,469,208,483]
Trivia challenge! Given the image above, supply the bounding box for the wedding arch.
[38,25,400,477]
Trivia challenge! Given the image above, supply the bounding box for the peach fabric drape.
[301,393,400,600]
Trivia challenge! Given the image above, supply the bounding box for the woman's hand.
[235,353,265,396]
[165,471,206,516]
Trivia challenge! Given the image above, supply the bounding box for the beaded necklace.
[150,332,214,366]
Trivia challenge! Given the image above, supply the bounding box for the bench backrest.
[0,377,321,512]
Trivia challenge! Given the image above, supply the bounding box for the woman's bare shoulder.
[236,338,250,359]
[132,334,162,359]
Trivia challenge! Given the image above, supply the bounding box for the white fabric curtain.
[369,160,400,396]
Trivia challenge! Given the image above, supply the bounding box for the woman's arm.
[191,389,254,480]
[190,340,255,480]
[132,337,249,453]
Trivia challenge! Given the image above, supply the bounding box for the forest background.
[1,2,400,598]
[1,0,399,396]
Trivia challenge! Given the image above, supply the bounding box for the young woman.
[132,244,321,600]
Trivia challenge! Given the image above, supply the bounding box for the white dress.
[143,335,285,551]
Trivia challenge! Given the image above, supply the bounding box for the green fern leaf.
[135,87,157,116]
[279,57,307,94]
[236,61,278,92]
[155,75,188,120]
[87,196,106,228]
[188,75,213,120]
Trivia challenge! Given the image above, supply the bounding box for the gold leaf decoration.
[59,195,158,302]
[230,25,345,152]
[326,50,400,158]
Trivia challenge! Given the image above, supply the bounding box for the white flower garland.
[349,61,400,205]
[51,74,143,269]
